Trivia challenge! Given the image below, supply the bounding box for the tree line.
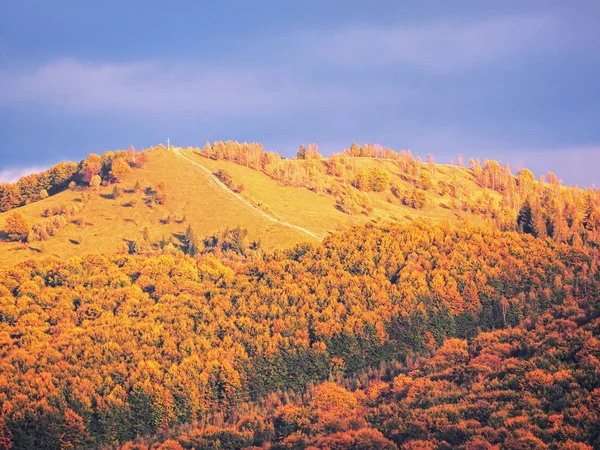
[0,147,148,213]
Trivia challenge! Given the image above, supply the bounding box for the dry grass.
[187,152,365,236]
[0,149,501,265]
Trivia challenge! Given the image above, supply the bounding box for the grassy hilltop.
[0,145,502,265]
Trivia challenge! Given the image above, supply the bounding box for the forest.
[1,144,600,449]
[1,220,599,449]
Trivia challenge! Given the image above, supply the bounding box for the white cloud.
[0,14,558,115]
[0,59,367,114]
[0,166,49,183]
[305,15,556,71]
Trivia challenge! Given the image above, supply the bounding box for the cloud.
[0,59,367,115]
[0,14,558,116]
[305,14,557,71]
[0,166,49,183]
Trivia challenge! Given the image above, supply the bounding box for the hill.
[1,142,600,449]
[3,142,596,265]
[0,149,314,264]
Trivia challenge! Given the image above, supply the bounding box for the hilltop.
[0,143,598,265]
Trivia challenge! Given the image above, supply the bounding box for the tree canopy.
[0,221,599,448]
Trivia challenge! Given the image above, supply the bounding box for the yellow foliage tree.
[3,211,30,242]
[111,157,132,182]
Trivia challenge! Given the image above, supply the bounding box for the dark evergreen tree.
[517,199,535,235]
[296,144,307,159]
[184,225,199,256]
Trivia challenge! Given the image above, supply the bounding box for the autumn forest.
[0,144,599,449]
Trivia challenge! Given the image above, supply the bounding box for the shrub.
[215,169,234,189]
[368,168,391,192]
[337,191,362,216]
[354,168,391,192]
[403,188,428,209]
[184,225,199,256]
[89,174,101,189]
[111,157,132,182]
[134,152,150,168]
[29,215,68,242]
[336,188,373,215]
[43,203,79,218]
[418,170,434,190]
[351,170,368,191]
[203,226,249,256]
[4,212,31,242]
[156,181,167,205]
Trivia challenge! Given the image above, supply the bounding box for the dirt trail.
[173,148,324,241]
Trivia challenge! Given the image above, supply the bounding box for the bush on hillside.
[403,188,428,209]
[368,168,391,192]
[112,186,122,199]
[336,188,373,215]
[110,157,132,182]
[418,170,434,190]
[43,203,79,218]
[28,215,68,242]
[215,169,234,189]
[3,211,30,242]
[89,174,101,190]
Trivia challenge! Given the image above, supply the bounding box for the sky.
[0,1,599,187]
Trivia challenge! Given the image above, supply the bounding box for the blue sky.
[1,1,599,186]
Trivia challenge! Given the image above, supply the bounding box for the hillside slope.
[0,148,496,265]
[3,143,597,265]
[0,150,312,264]
[185,149,493,228]
[173,148,324,240]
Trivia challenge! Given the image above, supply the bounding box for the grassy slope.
[186,152,364,236]
[0,150,308,265]
[189,150,494,227]
[0,149,498,265]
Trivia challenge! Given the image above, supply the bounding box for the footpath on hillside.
[173,148,324,241]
